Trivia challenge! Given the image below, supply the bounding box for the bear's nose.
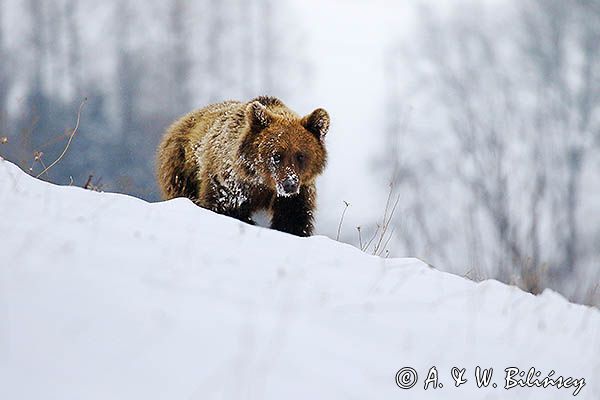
[282,177,299,194]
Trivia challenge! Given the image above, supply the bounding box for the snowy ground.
[0,158,599,400]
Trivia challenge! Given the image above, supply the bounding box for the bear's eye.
[272,153,282,165]
[296,153,306,167]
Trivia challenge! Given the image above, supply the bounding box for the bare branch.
[336,201,350,241]
[36,98,86,179]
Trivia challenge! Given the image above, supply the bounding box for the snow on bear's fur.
[156,96,330,236]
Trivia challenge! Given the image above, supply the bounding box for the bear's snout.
[277,175,299,196]
[282,177,299,194]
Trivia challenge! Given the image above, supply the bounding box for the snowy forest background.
[0,0,598,306]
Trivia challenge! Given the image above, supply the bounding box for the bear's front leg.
[271,186,315,237]
[222,205,256,225]
[200,178,255,225]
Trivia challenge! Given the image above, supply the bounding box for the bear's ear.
[246,101,272,132]
[302,108,330,142]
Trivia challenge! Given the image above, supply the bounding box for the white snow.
[0,159,599,400]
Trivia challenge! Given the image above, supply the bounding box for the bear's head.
[239,100,330,197]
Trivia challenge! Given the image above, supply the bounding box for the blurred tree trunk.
[562,1,600,272]
[27,0,45,109]
[46,0,61,94]
[0,0,7,132]
[260,0,274,93]
[64,0,82,98]
[207,0,224,102]
[563,150,583,272]
[387,0,600,300]
[21,0,47,166]
[523,0,600,275]
[240,0,255,97]
[169,0,191,112]
[383,44,402,177]
[115,2,138,161]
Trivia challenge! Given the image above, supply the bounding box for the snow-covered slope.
[0,159,598,400]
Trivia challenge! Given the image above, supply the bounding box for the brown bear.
[156,96,330,236]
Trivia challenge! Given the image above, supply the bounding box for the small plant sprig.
[337,183,400,257]
[35,98,87,178]
[83,175,104,192]
[336,200,350,241]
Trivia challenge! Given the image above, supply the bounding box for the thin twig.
[31,151,50,178]
[36,98,87,178]
[364,224,380,252]
[382,183,394,223]
[373,191,401,255]
[336,201,350,241]
[357,226,363,250]
[38,158,48,175]
[378,226,397,257]
[83,175,93,189]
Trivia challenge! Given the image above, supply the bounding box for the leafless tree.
[383,1,600,302]
[46,0,62,94]
[519,0,600,276]
[207,0,225,102]
[27,0,45,95]
[259,0,275,93]
[168,0,191,112]
[64,0,82,97]
[0,0,7,132]
[240,0,256,97]
[115,2,137,138]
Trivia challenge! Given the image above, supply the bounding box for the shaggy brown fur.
[156,96,330,236]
